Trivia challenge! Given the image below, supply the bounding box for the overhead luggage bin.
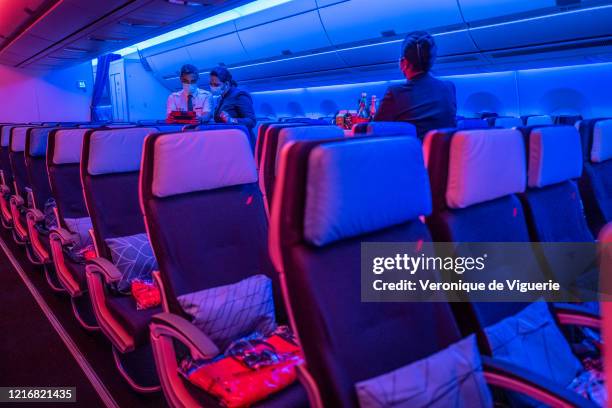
[145,45,194,81]
[457,0,557,23]
[186,33,249,72]
[317,0,465,46]
[234,0,331,62]
[465,2,612,51]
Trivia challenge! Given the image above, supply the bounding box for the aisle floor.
[0,229,167,408]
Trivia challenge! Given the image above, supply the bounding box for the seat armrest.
[86,257,122,283]
[150,313,220,361]
[26,208,44,223]
[49,227,77,246]
[553,303,601,329]
[11,195,24,207]
[481,356,597,407]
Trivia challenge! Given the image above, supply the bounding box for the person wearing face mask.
[373,31,456,139]
[166,64,213,121]
[210,64,256,141]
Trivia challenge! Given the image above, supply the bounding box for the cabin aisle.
[0,229,167,408]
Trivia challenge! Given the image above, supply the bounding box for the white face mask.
[183,83,198,95]
[210,84,225,96]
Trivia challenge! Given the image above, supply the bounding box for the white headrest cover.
[1,126,14,147]
[87,127,156,175]
[494,117,522,129]
[528,126,582,188]
[29,127,53,157]
[10,127,28,152]
[152,129,257,198]
[53,129,88,164]
[591,119,612,163]
[526,115,553,126]
[446,129,526,209]
[304,137,432,246]
[275,126,344,175]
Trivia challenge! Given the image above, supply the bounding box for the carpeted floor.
[0,228,168,408]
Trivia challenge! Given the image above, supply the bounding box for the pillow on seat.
[484,301,582,387]
[64,217,93,249]
[43,198,57,230]
[178,274,277,351]
[105,232,158,293]
[355,335,492,408]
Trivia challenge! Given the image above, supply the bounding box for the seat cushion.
[105,295,161,346]
[580,161,612,236]
[484,302,582,387]
[183,374,309,408]
[522,181,593,242]
[355,335,492,408]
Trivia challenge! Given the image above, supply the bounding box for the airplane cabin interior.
[0,0,611,407]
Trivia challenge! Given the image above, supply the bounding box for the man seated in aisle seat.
[166,64,213,121]
[373,31,457,138]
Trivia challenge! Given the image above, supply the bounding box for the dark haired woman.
[373,31,456,138]
[210,65,257,142]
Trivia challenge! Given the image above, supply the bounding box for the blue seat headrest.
[526,115,553,126]
[53,129,89,165]
[353,121,417,137]
[457,119,489,130]
[29,127,54,157]
[493,117,522,129]
[10,127,29,152]
[275,126,344,175]
[590,119,612,163]
[527,126,582,188]
[151,129,257,198]
[1,126,14,147]
[87,127,157,175]
[445,129,526,209]
[303,136,432,246]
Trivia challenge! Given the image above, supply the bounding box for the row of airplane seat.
[0,119,609,407]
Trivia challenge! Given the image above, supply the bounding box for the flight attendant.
[210,64,256,142]
[373,31,457,138]
[166,64,213,121]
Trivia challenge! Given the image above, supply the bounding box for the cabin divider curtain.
[90,53,121,122]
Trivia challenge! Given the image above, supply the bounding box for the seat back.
[152,124,185,133]
[81,127,156,259]
[270,135,461,407]
[47,128,93,225]
[25,127,58,209]
[456,118,489,130]
[280,117,326,124]
[352,121,417,136]
[260,125,344,212]
[577,118,612,236]
[140,129,279,318]
[524,115,553,126]
[255,122,307,168]
[522,126,592,242]
[424,128,544,328]
[489,116,522,128]
[554,114,583,125]
[9,126,38,198]
[0,125,16,188]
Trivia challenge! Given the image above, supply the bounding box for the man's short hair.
[180,64,199,79]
